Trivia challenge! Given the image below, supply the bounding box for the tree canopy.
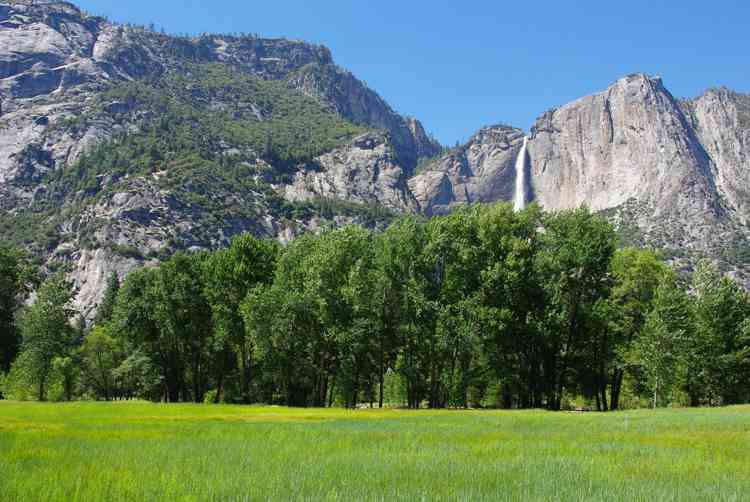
[3,203,750,409]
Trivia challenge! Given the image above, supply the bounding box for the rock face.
[528,75,719,219]
[285,132,418,211]
[526,74,732,263]
[287,64,441,170]
[681,88,750,223]
[409,125,525,215]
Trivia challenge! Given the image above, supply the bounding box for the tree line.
[2,203,749,409]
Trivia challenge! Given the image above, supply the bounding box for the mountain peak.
[603,73,669,100]
[1,0,84,17]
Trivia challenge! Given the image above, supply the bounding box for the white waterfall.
[513,136,529,212]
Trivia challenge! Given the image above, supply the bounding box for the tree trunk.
[240,345,250,403]
[553,378,564,411]
[378,349,385,408]
[193,356,201,403]
[214,371,224,404]
[328,375,336,407]
[351,365,360,409]
[320,375,328,409]
[378,313,386,409]
[610,370,623,411]
[599,361,608,411]
[167,374,180,402]
[553,293,581,411]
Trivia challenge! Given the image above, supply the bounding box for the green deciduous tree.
[535,208,617,410]
[595,248,669,410]
[628,272,692,408]
[687,261,750,405]
[378,217,432,408]
[155,252,214,403]
[15,273,77,401]
[111,267,170,400]
[80,325,121,400]
[243,283,318,406]
[0,245,34,375]
[203,234,278,403]
[474,203,544,408]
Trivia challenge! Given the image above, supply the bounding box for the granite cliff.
[411,74,750,281]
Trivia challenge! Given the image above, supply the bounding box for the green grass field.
[1,402,749,501]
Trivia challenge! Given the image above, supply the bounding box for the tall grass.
[1,402,749,501]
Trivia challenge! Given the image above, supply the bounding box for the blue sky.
[75,0,750,146]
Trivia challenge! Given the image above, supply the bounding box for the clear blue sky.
[75,0,750,146]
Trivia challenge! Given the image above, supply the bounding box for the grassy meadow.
[1,402,749,501]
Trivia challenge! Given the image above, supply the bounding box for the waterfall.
[513,136,529,212]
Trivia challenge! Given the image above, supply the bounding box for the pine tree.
[94,272,120,326]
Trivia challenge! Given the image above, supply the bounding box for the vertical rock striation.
[681,88,750,223]
[528,74,720,219]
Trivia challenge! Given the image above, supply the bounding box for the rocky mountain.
[681,87,750,223]
[285,132,418,211]
[412,74,750,282]
[0,0,439,317]
[408,125,525,215]
[2,1,749,317]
